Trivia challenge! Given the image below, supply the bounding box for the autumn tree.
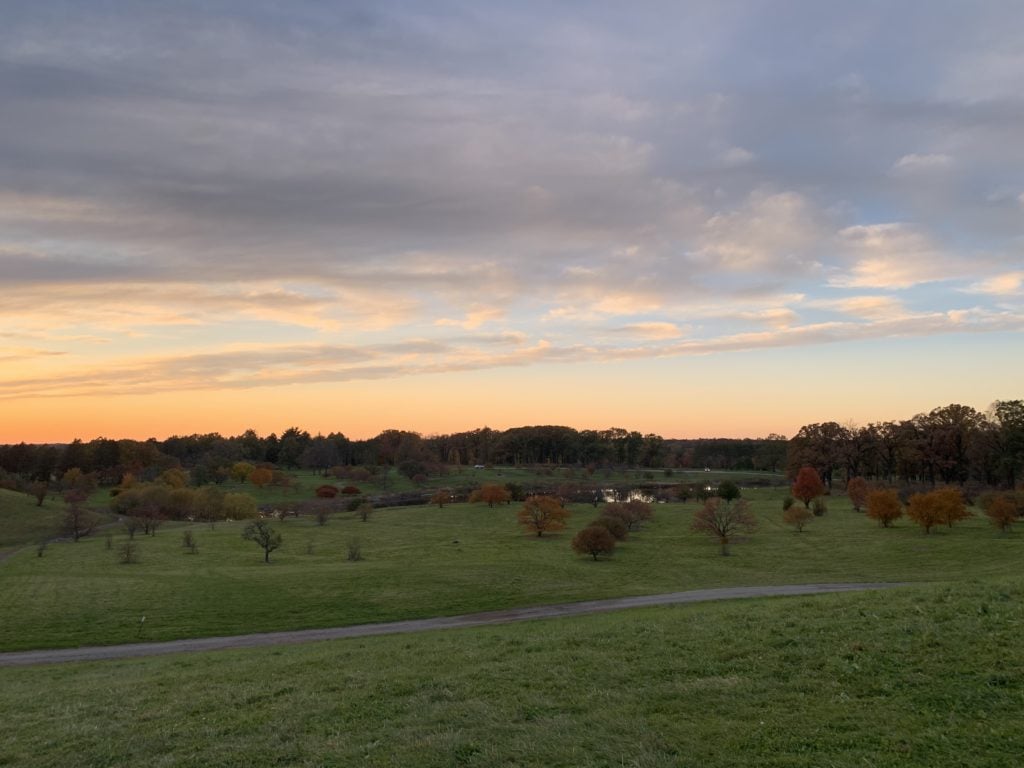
[517,495,570,537]
[783,505,813,532]
[429,489,452,508]
[230,462,255,483]
[223,492,258,519]
[591,514,628,541]
[572,525,617,560]
[691,497,757,555]
[602,500,653,532]
[907,487,969,533]
[791,466,825,509]
[865,489,902,527]
[469,483,511,507]
[846,476,869,512]
[248,467,273,489]
[242,519,282,563]
[981,493,1018,533]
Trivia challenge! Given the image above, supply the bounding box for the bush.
[812,497,828,517]
[346,538,363,562]
[340,485,362,495]
[315,484,339,499]
[782,495,795,512]
[783,505,813,532]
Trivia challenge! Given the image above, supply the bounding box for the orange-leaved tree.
[429,489,452,508]
[846,476,870,512]
[908,487,969,533]
[571,525,616,560]
[865,489,902,527]
[248,467,273,489]
[517,495,570,537]
[791,466,825,509]
[469,483,511,508]
[783,505,813,532]
[982,493,1018,533]
[691,497,757,555]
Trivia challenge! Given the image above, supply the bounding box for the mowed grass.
[1,579,1021,767]
[1,488,1019,651]
[0,488,80,550]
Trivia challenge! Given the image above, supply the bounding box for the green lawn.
[0,488,75,550]
[0,488,1018,651]
[1,579,1020,767]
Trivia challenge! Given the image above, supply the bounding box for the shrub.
[346,538,363,562]
[782,495,795,512]
[812,497,828,517]
[340,485,362,495]
[315,484,339,499]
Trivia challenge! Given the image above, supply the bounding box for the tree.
[517,495,570,537]
[717,480,741,505]
[982,494,1017,533]
[469,483,511,507]
[248,467,273,489]
[242,519,282,563]
[355,502,374,522]
[28,480,48,507]
[907,487,969,533]
[691,497,757,555]
[591,514,628,541]
[791,466,825,509]
[846,476,869,512]
[783,505,813,532]
[429,489,452,508]
[63,490,99,542]
[865,489,903,527]
[572,525,616,560]
[602,500,653,532]
[223,492,258,519]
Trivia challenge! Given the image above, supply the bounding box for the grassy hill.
[1,487,1018,651]
[1,578,1020,767]
[0,488,68,550]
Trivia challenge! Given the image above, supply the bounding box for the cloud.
[809,295,906,319]
[965,272,1024,296]
[889,153,952,174]
[611,322,684,340]
[829,223,970,289]
[720,146,755,167]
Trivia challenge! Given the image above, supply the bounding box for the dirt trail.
[0,582,906,668]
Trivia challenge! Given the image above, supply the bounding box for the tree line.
[0,426,788,487]
[786,401,1023,491]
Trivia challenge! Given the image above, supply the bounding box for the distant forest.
[1,401,1021,490]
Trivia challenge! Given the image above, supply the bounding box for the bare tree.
[691,497,757,555]
[242,519,282,563]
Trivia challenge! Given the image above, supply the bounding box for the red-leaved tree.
[791,466,825,509]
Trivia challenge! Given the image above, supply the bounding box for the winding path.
[0,582,906,668]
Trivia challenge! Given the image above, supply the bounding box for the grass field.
[0,487,98,550]
[1,578,1020,767]
[1,488,1018,652]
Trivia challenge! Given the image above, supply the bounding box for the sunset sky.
[2,1,1022,443]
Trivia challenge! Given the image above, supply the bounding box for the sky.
[1,1,1022,443]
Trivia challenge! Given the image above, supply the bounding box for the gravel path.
[0,582,906,668]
